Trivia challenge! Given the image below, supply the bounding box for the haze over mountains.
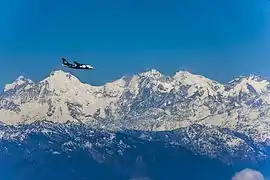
[1,69,270,179]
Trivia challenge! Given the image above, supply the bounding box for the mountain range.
[1,69,270,179]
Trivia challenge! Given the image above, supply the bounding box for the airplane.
[61,57,94,70]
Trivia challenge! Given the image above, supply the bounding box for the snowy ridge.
[1,69,270,162]
[4,76,34,92]
[0,120,267,165]
[0,120,133,165]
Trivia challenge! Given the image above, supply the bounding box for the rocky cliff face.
[1,69,270,164]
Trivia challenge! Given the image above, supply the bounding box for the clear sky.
[1,0,270,88]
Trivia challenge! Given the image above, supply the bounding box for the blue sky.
[0,0,270,88]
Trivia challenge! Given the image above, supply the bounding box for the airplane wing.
[73,61,81,67]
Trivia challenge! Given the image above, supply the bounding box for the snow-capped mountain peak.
[4,75,34,92]
[173,70,222,87]
[226,75,270,96]
[2,69,270,147]
[40,70,84,89]
[2,69,270,169]
[39,70,86,93]
[139,69,164,79]
[173,70,224,97]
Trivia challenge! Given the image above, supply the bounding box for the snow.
[0,130,4,139]
[128,75,140,95]
[226,76,270,96]
[226,137,242,148]
[4,75,34,92]
[173,71,224,97]
[84,141,93,149]
[140,69,163,79]
[1,68,270,147]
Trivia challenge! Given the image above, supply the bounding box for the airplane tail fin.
[61,57,69,65]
